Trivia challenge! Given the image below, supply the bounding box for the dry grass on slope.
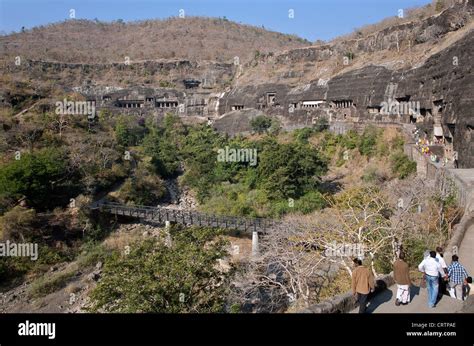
[0,17,310,64]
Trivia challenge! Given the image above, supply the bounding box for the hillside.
[0,17,310,63]
[235,2,474,85]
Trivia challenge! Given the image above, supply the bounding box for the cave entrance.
[266,92,276,106]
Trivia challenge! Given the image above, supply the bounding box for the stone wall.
[444,211,474,264]
[300,273,395,313]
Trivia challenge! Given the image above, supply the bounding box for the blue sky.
[0,0,432,41]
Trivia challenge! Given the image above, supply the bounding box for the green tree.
[358,126,379,157]
[115,116,147,147]
[0,148,74,209]
[117,162,166,205]
[144,115,186,177]
[250,115,272,134]
[257,140,327,199]
[295,191,326,214]
[390,152,417,179]
[88,226,231,313]
[181,126,226,200]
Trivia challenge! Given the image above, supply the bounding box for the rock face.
[272,3,471,64]
[216,19,474,167]
[213,108,264,136]
[4,59,236,92]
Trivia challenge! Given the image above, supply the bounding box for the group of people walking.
[351,247,473,313]
[416,247,471,308]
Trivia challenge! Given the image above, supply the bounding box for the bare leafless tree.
[230,225,330,312]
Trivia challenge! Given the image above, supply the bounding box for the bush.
[434,0,444,12]
[0,148,74,209]
[250,115,272,134]
[295,191,326,214]
[320,132,339,159]
[270,199,292,217]
[390,152,416,179]
[257,140,327,200]
[404,237,428,269]
[344,52,355,60]
[340,130,359,150]
[390,135,405,151]
[313,117,329,132]
[76,242,112,268]
[0,244,74,286]
[115,116,147,147]
[0,206,36,241]
[0,257,31,284]
[28,268,77,298]
[117,162,166,205]
[362,166,386,184]
[358,126,379,157]
[200,185,267,218]
[294,128,315,144]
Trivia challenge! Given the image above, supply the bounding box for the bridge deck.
[91,201,282,233]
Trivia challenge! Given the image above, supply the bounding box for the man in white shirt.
[418,251,448,308]
[436,247,448,300]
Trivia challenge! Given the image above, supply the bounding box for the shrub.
[340,130,359,150]
[0,257,32,284]
[0,206,36,241]
[362,166,386,183]
[358,126,379,157]
[117,162,166,205]
[313,117,329,132]
[0,148,74,209]
[390,135,405,151]
[28,268,77,298]
[0,244,74,285]
[270,199,292,217]
[295,191,326,214]
[76,242,112,268]
[434,0,445,12]
[294,128,315,144]
[390,152,416,179]
[114,116,147,147]
[250,115,272,134]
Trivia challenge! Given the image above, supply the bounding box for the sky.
[0,0,432,41]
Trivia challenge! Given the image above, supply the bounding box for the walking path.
[351,221,474,313]
[350,285,465,313]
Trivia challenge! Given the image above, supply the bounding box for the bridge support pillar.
[164,221,172,247]
[252,231,259,258]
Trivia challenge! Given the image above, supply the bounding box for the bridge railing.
[91,201,283,233]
